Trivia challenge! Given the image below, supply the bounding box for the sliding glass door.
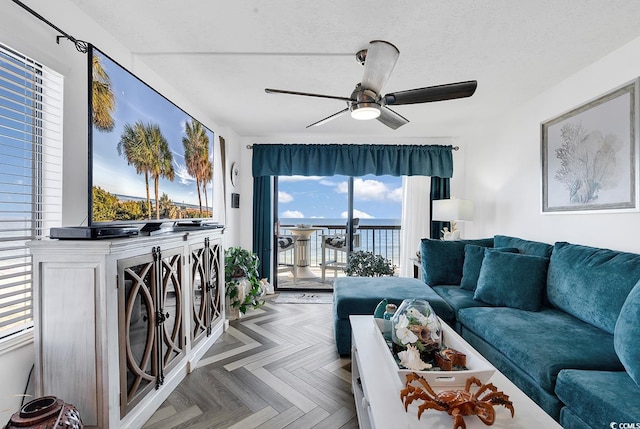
[274,174,401,289]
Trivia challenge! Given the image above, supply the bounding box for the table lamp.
[432,198,474,240]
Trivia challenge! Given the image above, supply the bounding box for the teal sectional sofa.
[332,235,640,428]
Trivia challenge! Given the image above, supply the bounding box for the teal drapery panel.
[252,144,454,178]
[430,176,451,239]
[252,176,272,279]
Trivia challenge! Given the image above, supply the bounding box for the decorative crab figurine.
[400,373,515,429]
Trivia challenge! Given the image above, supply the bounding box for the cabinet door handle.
[156,310,169,325]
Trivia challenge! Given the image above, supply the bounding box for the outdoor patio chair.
[275,222,297,284]
[320,218,361,282]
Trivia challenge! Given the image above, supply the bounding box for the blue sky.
[91,48,214,208]
[278,174,402,220]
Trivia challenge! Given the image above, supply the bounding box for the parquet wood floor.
[143,295,357,429]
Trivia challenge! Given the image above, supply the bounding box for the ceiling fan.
[265,40,477,130]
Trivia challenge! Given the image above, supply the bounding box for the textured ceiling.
[67,0,640,138]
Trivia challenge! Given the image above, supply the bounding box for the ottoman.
[332,276,455,355]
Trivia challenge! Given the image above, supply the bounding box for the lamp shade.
[432,199,474,222]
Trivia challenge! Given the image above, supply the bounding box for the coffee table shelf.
[350,315,562,429]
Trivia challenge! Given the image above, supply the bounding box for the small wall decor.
[541,79,639,213]
[230,162,239,187]
[231,193,240,208]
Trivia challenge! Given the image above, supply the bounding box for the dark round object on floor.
[4,396,83,429]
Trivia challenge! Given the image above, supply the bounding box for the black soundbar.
[50,226,139,240]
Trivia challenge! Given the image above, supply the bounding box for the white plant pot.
[225,277,249,320]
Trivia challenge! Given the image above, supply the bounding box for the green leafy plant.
[344,250,396,277]
[224,246,264,314]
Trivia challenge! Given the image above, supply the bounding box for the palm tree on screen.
[118,121,152,217]
[118,121,175,219]
[91,53,115,132]
[147,124,175,219]
[200,155,213,216]
[182,120,211,216]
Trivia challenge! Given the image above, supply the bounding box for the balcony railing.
[278,222,401,269]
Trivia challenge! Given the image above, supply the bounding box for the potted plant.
[344,250,396,277]
[224,246,264,317]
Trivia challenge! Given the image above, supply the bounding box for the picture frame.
[541,79,639,213]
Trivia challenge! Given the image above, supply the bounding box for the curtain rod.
[246,144,460,150]
[12,0,88,53]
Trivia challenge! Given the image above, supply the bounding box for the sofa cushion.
[558,407,590,429]
[333,277,454,319]
[421,238,494,286]
[332,276,455,355]
[460,245,519,291]
[461,326,564,419]
[457,306,623,392]
[493,235,553,257]
[556,370,640,429]
[432,285,489,315]
[614,279,640,387]
[474,251,549,311]
[547,241,640,334]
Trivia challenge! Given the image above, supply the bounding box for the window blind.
[0,43,63,340]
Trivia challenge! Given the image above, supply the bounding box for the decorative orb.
[391,299,442,354]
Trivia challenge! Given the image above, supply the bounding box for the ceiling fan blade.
[377,106,409,130]
[306,108,350,128]
[265,88,354,102]
[361,40,400,94]
[383,80,478,106]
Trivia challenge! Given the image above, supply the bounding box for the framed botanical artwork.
[541,79,639,213]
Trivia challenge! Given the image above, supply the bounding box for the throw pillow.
[614,279,640,387]
[460,246,519,291]
[494,235,553,258]
[474,251,549,311]
[420,238,494,286]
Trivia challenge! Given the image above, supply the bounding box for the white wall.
[464,35,640,253]
[221,129,244,248]
[0,334,34,423]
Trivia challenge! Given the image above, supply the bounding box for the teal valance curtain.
[252,144,454,280]
[252,144,454,178]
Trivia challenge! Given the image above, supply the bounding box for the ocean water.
[279,218,401,227]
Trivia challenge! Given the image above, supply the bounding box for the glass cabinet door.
[117,246,185,418]
[118,253,157,417]
[157,247,184,376]
[207,240,223,329]
[191,238,223,345]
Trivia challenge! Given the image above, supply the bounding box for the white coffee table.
[350,315,562,429]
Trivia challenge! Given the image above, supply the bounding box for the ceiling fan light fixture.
[350,103,381,120]
[265,40,477,130]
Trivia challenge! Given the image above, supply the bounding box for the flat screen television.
[88,45,216,232]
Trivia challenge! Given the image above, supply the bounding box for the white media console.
[28,228,224,429]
